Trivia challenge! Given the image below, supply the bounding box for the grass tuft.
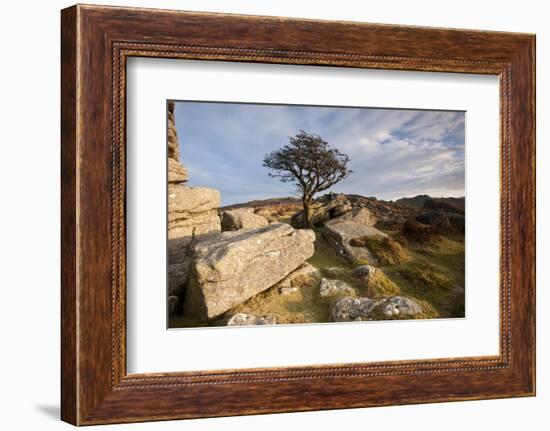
[366,269,401,298]
[355,236,411,265]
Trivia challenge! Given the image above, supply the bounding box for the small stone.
[324,267,349,278]
[381,297,422,318]
[331,297,382,322]
[279,286,300,295]
[319,278,356,297]
[226,313,277,326]
[353,265,377,283]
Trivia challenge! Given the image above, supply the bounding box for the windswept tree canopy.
[263,130,352,227]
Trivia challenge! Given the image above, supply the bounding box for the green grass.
[381,236,465,318]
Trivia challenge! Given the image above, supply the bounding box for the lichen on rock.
[184,223,316,319]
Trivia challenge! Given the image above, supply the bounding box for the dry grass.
[253,203,303,224]
[228,275,359,325]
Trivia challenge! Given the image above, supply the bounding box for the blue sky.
[173,101,465,206]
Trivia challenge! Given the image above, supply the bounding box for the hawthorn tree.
[263,130,352,228]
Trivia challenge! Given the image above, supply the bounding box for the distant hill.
[395,195,465,213]
[221,196,302,211]
[394,195,431,209]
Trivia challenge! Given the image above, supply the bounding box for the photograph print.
[167,100,466,329]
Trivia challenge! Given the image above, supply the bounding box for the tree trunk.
[302,196,313,228]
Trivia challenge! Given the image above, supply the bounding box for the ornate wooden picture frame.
[61,4,535,425]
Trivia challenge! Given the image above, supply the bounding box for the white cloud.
[175,102,465,205]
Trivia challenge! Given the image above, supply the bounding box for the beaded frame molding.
[61,4,535,425]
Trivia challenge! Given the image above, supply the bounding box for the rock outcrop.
[316,192,417,230]
[400,196,465,240]
[184,223,316,319]
[167,102,188,183]
[291,193,353,227]
[168,186,221,237]
[230,192,423,232]
[168,157,188,184]
[220,207,269,232]
[331,296,423,322]
[322,208,388,264]
[168,186,221,297]
[416,210,465,234]
[167,102,221,302]
[401,217,435,242]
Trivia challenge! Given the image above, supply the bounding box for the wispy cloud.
[174,101,465,205]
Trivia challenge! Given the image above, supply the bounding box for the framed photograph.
[61,4,536,425]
